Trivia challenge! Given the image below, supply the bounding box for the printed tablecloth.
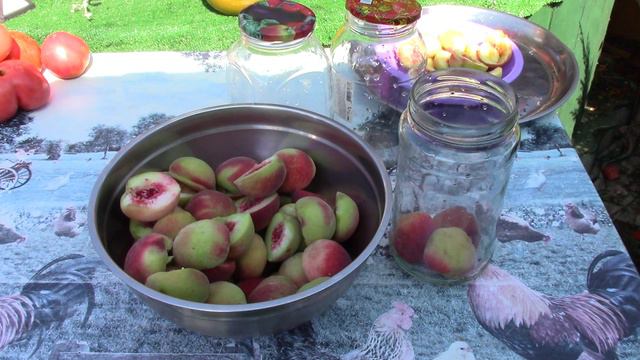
[0,52,638,360]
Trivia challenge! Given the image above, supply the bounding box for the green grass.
[6,0,557,52]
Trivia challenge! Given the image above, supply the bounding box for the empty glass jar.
[227,0,331,117]
[330,0,427,167]
[390,69,520,284]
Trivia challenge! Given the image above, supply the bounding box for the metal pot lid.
[239,0,316,42]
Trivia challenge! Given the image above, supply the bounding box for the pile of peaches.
[398,28,514,78]
[120,148,359,304]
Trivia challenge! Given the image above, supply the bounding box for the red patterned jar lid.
[346,0,421,26]
[239,0,316,42]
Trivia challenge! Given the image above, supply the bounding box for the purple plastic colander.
[501,39,524,83]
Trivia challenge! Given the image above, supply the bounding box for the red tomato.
[0,25,12,61]
[7,31,42,70]
[41,31,91,79]
[0,60,50,111]
[0,76,19,123]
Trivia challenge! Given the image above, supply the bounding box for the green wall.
[529,0,615,137]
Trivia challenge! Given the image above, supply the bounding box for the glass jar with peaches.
[390,68,520,284]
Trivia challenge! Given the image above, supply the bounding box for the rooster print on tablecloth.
[468,250,640,359]
[497,214,551,244]
[0,254,99,357]
[53,207,86,238]
[564,203,600,235]
[0,222,26,244]
[275,301,416,360]
[342,301,416,360]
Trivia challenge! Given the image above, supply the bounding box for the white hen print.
[433,341,476,360]
[53,207,85,238]
[342,301,416,360]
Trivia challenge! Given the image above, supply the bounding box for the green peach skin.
[152,207,196,239]
[296,196,336,246]
[236,234,267,280]
[207,281,247,305]
[169,156,216,191]
[333,192,359,242]
[120,171,181,222]
[233,155,286,198]
[278,253,308,287]
[462,56,489,72]
[489,67,503,78]
[278,203,297,218]
[432,206,479,246]
[145,268,210,302]
[178,187,196,207]
[423,227,476,277]
[265,212,302,263]
[129,219,153,240]
[173,219,230,269]
[124,233,173,283]
[215,156,257,195]
[222,212,255,259]
[248,275,297,303]
[297,276,330,293]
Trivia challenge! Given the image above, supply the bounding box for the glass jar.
[390,69,520,284]
[330,0,427,167]
[227,0,331,117]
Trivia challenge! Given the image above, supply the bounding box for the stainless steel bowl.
[89,104,392,337]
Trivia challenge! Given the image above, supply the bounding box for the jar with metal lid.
[390,68,520,284]
[330,0,427,166]
[227,0,331,117]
